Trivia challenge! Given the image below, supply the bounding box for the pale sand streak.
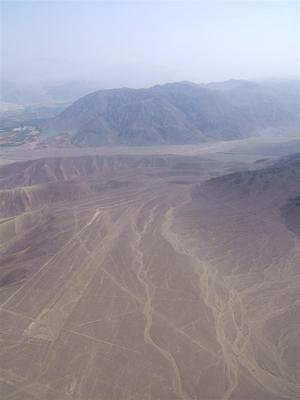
[130,204,188,400]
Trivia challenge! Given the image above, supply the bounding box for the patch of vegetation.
[0,126,40,147]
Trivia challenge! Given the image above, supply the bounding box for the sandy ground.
[1,135,299,166]
[0,148,299,399]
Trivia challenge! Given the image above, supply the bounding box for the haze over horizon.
[1,1,299,90]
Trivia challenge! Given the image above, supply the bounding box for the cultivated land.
[0,146,299,399]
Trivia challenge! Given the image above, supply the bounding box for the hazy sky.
[1,1,299,88]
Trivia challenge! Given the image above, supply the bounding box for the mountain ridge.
[39,80,300,146]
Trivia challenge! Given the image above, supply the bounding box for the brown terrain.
[0,152,299,400]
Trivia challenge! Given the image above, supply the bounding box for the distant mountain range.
[0,81,95,105]
[39,80,300,146]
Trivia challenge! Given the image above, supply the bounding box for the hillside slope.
[39,80,300,146]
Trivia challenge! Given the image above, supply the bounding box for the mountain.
[39,80,300,146]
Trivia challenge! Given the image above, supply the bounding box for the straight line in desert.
[0,207,103,309]
[23,208,133,341]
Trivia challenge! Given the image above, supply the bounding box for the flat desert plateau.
[0,146,299,400]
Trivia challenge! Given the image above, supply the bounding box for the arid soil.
[0,154,299,400]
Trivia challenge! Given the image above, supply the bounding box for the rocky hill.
[39,80,300,146]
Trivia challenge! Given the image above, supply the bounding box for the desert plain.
[0,140,299,400]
